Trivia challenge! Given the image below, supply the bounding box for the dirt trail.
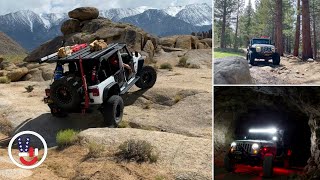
[250,56,320,84]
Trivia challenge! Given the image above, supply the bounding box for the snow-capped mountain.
[176,3,212,26]
[100,6,151,21]
[0,3,212,51]
[120,9,211,37]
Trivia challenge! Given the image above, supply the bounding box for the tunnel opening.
[235,105,311,167]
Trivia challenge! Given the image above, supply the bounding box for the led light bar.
[249,128,277,134]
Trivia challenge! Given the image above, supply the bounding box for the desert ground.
[0,49,212,180]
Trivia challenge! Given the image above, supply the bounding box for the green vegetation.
[159,62,173,70]
[25,85,35,93]
[118,121,130,128]
[85,141,105,158]
[177,56,188,67]
[0,115,13,136]
[214,48,245,58]
[117,139,158,163]
[56,129,80,148]
[0,76,10,84]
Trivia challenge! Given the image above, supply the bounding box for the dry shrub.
[117,139,158,163]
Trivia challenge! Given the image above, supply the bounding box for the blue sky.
[0,0,212,15]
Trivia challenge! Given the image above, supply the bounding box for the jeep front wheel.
[249,53,255,65]
[224,154,235,172]
[135,66,157,89]
[263,155,274,177]
[272,53,280,65]
[102,95,124,127]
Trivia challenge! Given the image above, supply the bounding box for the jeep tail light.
[287,149,292,156]
[91,88,99,96]
[45,89,50,96]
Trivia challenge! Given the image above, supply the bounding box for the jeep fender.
[136,58,145,76]
[103,82,120,101]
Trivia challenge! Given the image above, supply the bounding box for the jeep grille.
[236,143,252,153]
[262,47,272,52]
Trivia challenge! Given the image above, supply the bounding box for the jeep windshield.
[252,39,270,45]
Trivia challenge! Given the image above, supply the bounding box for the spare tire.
[50,76,83,111]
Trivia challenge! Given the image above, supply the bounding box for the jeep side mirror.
[134,51,139,57]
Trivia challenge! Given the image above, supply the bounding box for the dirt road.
[250,55,320,84]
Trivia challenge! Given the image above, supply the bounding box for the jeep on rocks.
[246,37,280,66]
[40,43,157,127]
[224,127,292,177]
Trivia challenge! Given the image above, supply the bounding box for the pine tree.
[275,0,283,55]
[301,0,313,60]
[294,0,301,56]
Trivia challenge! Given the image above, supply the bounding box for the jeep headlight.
[256,46,261,52]
[252,143,259,150]
[272,47,275,52]
[231,142,236,147]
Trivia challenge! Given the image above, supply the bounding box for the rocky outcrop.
[143,40,155,57]
[61,19,81,36]
[68,7,99,21]
[159,35,210,50]
[214,57,252,84]
[0,56,3,64]
[24,7,159,62]
[0,60,29,82]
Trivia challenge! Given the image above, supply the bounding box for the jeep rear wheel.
[50,76,83,111]
[249,53,255,65]
[272,53,280,65]
[263,155,274,177]
[102,95,124,127]
[135,66,157,89]
[224,154,235,172]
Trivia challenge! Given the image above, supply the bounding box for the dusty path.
[250,56,320,84]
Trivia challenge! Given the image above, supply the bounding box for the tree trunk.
[293,0,301,56]
[234,1,240,49]
[312,0,317,59]
[275,0,283,55]
[220,0,227,49]
[302,0,313,60]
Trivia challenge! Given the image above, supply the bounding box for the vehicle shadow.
[122,89,149,106]
[7,112,105,148]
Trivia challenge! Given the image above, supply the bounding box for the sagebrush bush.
[85,141,105,158]
[56,129,79,148]
[160,63,173,70]
[117,139,158,163]
[0,116,13,136]
[177,56,188,67]
[25,85,34,93]
[0,76,10,84]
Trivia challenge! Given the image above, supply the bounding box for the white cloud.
[0,0,212,15]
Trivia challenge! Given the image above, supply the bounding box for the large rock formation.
[24,7,159,62]
[68,7,99,21]
[159,35,211,50]
[214,57,252,84]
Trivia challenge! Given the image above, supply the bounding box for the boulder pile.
[24,7,159,62]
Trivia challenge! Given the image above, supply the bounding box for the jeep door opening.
[40,43,157,127]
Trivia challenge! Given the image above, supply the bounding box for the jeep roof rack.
[39,43,127,64]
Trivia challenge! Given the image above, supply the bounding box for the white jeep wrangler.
[40,43,157,127]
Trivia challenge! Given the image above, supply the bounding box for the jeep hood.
[252,44,275,48]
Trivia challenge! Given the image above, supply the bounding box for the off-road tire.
[102,95,124,127]
[263,155,274,177]
[249,53,255,65]
[135,66,157,89]
[50,76,83,111]
[224,154,235,172]
[272,53,280,65]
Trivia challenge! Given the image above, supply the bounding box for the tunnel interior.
[235,104,311,167]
